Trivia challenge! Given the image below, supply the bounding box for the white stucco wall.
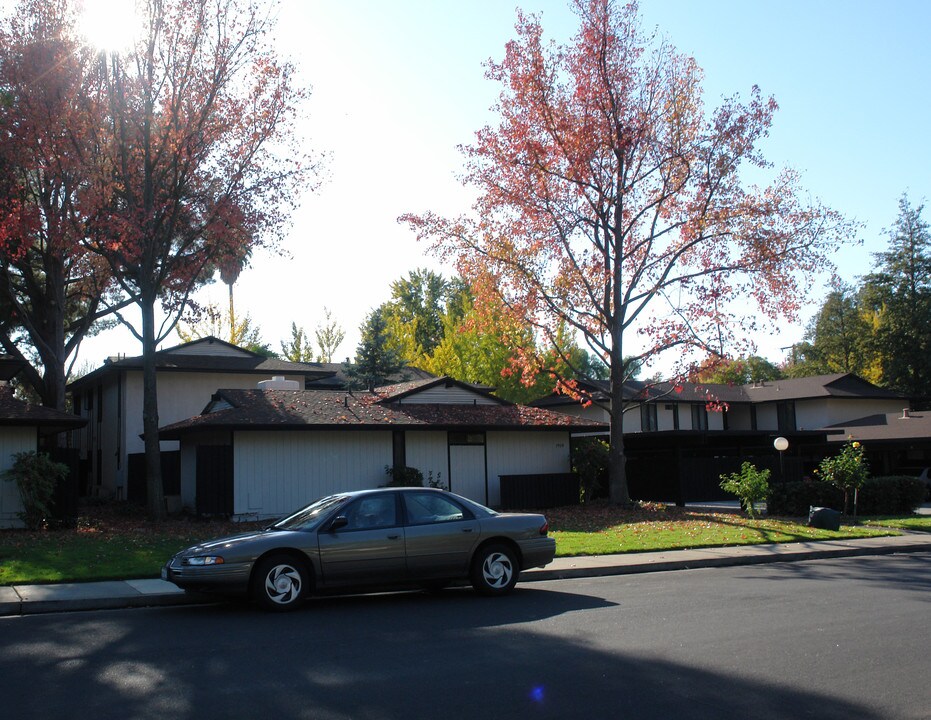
[0,427,36,528]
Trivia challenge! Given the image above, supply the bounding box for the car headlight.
[186,556,225,566]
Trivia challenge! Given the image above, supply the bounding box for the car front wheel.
[470,544,519,596]
[253,555,310,612]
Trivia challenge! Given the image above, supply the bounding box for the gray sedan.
[162,487,556,611]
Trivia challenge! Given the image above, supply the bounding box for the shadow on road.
[1,583,894,720]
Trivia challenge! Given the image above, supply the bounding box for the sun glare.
[77,0,142,53]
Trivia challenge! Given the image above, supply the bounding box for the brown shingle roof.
[0,386,87,432]
[532,373,906,408]
[158,388,607,439]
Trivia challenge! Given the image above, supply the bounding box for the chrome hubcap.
[265,564,302,605]
[482,552,513,588]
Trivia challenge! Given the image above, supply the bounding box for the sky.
[74,0,931,376]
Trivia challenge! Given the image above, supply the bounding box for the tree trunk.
[141,291,165,520]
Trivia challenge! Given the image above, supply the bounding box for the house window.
[777,401,796,432]
[750,405,758,431]
[640,404,657,432]
[691,404,708,431]
[448,432,485,445]
[672,404,680,430]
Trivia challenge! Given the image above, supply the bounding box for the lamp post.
[774,436,789,481]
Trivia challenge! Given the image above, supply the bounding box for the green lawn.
[0,502,927,586]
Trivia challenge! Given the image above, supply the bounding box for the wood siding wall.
[485,431,572,507]
[233,431,392,519]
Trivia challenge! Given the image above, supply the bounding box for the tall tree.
[83,0,314,518]
[860,195,931,399]
[0,0,122,412]
[784,283,874,379]
[379,268,464,365]
[403,0,851,503]
[345,307,405,391]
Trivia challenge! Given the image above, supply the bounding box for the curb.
[2,535,929,617]
[522,538,931,582]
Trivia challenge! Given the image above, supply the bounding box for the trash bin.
[809,506,841,531]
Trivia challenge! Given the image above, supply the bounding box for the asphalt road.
[3,553,929,720]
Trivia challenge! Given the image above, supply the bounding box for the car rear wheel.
[470,543,519,596]
[253,555,310,612]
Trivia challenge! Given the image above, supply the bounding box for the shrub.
[1,451,69,530]
[384,465,424,487]
[856,476,927,515]
[572,438,609,503]
[719,462,770,518]
[767,481,844,517]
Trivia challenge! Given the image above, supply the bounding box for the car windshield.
[271,494,348,531]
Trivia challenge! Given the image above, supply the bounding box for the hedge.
[767,476,926,517]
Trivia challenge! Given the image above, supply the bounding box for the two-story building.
[533,374,927,503]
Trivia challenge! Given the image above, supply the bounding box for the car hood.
[179,529,284,556]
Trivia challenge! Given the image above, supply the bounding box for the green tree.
[422,292,558,404]
[784,283,875,380]
[379,269,466,365]
[314,307,345,363]
[280,321,314,362]
[691,355,782,385]
[346,307,406,391]
[860,195,931,399]
[816,440,869,516]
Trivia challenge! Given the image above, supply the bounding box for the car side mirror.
[328,516,348,532]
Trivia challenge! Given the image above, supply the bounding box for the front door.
[448,434,487,504]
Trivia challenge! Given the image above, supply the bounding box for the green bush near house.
[856,476,927,515]
[384,465,424,487]
[719,462,770,518]
[767,481,844,517]
[1,451,69,530]
[767,476,926,517]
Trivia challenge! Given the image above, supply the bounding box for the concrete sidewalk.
[2,531,929,617]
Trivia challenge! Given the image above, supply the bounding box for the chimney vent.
[901,408,911,419]
[258,376,300,390]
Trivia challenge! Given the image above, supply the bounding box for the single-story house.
[0,365,87,528]
[158,376,607,520]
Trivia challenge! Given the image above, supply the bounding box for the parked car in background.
[163,487,556,611]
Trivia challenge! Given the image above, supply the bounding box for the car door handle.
[387,534,401,540]
[462,528,473,533]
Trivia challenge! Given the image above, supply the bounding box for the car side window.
[403,493,470,525]
[343,495,398,530]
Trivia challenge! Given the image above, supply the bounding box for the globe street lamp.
[774,436,789,480]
